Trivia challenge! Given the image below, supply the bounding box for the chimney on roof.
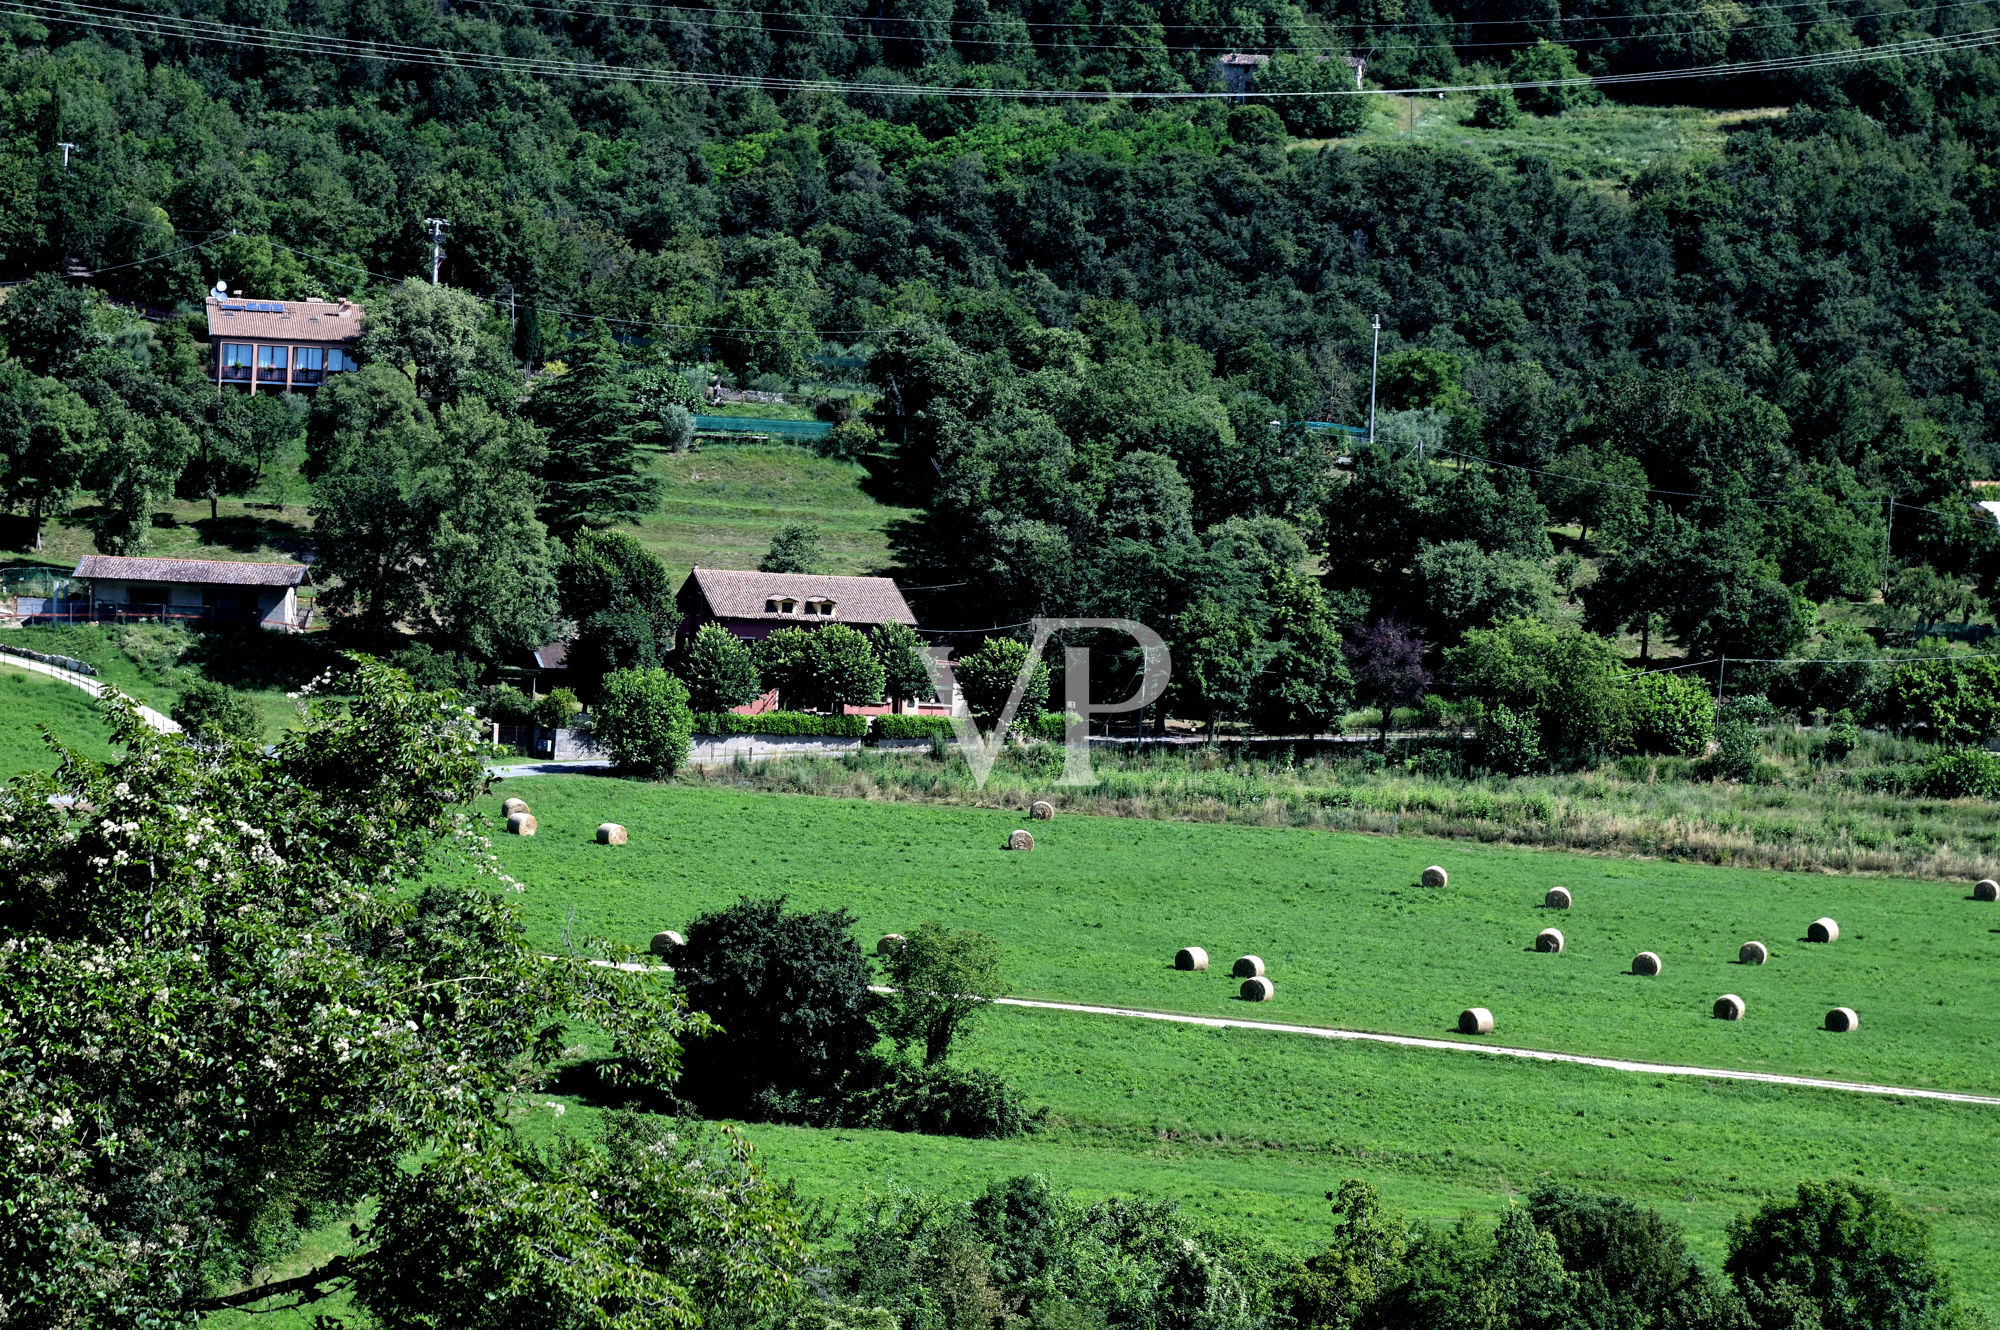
[231,288,243,297]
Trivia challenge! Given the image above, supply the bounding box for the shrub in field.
[1450,617,1625,763]
[1725,1180,1970,1330]
[594,667,694,775]
[1625,670,1714,757]
[1874,657,2000,745]
[672,895,881,1119]
[1911,748,2000,799]
[1479,703,1543,775]
[1468,85,1522,128]
[169,676,263,741]
[845,1062,1039,1138]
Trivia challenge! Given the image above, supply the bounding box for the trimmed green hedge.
[874,713,958,740]
[691,711,871,738]
[1020,711,1073,742]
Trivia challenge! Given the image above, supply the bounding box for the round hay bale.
[506,812,537,837]
[649,930,684,958]
[1825,1005,1860,1033]
[1030,800,1056,821]
[1422,865,1449,889]
[1739,940,1769,966]
[1232,954,1266,979]
[1536,927,1565,954]
[1459,1007,1494,1035]
[1240,976,1275,1002]
[502,797,530,816]
[1007,829,1035,852]
[596,822,627,846]
[1545,886,1572,910]
[1174,946,1209,972]
[877,933,906,957]
[1713,993,1746,1021]
[1632,950,1662,976]
[1807,917,1840,944]
[1976,879,1999,902]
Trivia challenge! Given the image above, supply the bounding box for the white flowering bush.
[0,658,802,1324]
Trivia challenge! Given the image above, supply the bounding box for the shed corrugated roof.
[73,556,308,587]
[206,296,363,344]
[687,568,917,625]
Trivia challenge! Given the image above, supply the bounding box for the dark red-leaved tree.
[1348,619,1432,752]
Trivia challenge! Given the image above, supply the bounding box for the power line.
[14,0,2000,101]
[434,0,1987,38]
[449,0,1999,58]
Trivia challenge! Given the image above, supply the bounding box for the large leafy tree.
[0,660,752,1322]
[558,528,679,691]
[877,921,1007,1066]
[758,624,886,712]
[1725,1180,1971,1330]
[679,621,764,712]
[306,368,557,657]
[671,895,881,1118]
[0,359,99,548]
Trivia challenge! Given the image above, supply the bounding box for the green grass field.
[0,665,114,774]
[491,777,2000,1094]
[456,774,2000,1311]
[627,444,910,585]
[1301,94,1789,190]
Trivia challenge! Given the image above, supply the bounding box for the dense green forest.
[5,0,2000,749]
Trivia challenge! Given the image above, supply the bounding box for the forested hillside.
[3,0,2000,735]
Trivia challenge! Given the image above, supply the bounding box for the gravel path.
[990,996,2000,1107]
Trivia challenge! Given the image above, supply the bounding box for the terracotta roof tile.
[687,568,917,626]
[206,296,363,344]
[73,556,309,587]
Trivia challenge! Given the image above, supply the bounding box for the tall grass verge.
[704,737,2000,881]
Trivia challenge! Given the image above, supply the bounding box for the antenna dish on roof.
[212,280,227,296]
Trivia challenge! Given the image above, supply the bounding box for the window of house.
[326,348,357,374]
[256,345,288,381]
[219,343,253,380]
[126,584,169,605]
[294,346,325,384]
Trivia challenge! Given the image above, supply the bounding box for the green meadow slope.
[455,775,2000,1313]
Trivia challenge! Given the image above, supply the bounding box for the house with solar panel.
[205,282,363,392]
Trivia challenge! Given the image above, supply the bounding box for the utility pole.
[56,142,77,169]
[1367,312,1381,447]
[1883,493,1895,597]
[425,217,449,285]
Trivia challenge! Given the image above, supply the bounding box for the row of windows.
[217,343,358,385]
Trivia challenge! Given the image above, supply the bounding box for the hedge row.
[692,711,872,738]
